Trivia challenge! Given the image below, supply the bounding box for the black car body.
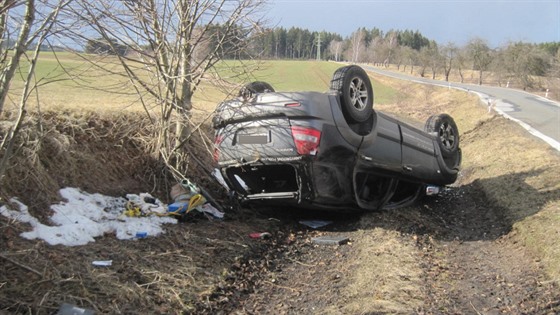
[212,65,461,211]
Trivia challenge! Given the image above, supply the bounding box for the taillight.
[291,126,321,156]
[213,134,223,162]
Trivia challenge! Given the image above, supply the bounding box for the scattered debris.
[135,232,147,238]
[311,235,350,246]
[0,181,228,247]
[249,232,271,239]
[91,260,112,267]
[0,188,177,246]
[57,303,95,315]
[168,180,224,219]
[425,185,441,196]
[124,193,166,216]
[198,203,224,219]
[299,220,333,229]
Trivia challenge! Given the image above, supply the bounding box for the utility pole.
[316,33,321,61]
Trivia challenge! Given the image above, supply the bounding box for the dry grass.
[0,110,168,213]
[1,61,559,313]
[0,108,255,313]
[369,71,560,280]
[0,215,267,314]
[459,116,560,279]
[381,64,560,101]
[322,71,560,312]
[325,228,424,314]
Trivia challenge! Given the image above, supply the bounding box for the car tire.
[330,65,374,123]
[238,81,275,99]
[425,114,460,158]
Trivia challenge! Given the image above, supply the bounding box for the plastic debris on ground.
[135,232,147,238]
[311,235,350,245]
[299,220,333,229]
[91,260,113,267]
[249,232,271,239]
[123,192,167,217]
[0,187,177,246]
[0,180,226,246]
[57,303,95,315]
[167,179,224,219]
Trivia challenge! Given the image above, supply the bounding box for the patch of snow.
[0,187,177,246]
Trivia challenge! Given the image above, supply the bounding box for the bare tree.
[424,42,441,80]
[383,31,398,67]
[467,37,493,85]
[328,39,342,62]
[393,46,404,70]
[0,0,35,114]
[0,0,71,180]
[348,28,365,63]
[455,46,468,83]
[546,49,560,99]
[400,46,416,74]
[490,46,508,87]
[502,42,550,90]
[418,46,430,77]
[67,0,267,179]
[441,42,457,82]
[364,36,379,65]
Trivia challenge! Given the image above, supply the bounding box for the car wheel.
[238,81,275,99]
[330,65,374,123]
[425,114,459,158]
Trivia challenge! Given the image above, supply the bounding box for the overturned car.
[212,65,461,211]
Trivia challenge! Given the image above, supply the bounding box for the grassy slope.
[367,73,560,281]
[1,57,405,313]
[10,55,398,113]
[7,54,559,290]
[250,60,397,104]
[459,114,560,279]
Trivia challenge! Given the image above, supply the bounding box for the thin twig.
[263,280,301,293]
[0,253,43,277]
[469,301,482,315]
[170,288,186,309]
[288,258,317,268]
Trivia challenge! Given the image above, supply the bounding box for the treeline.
[251,27,559,90]
[84,24,560,91]
[251,27,432,61]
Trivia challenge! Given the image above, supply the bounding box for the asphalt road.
[362,65,560,151]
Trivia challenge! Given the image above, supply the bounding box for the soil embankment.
[1,77,559,314]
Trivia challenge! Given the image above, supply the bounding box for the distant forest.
[249,26,559,89]
[82,24,559,91]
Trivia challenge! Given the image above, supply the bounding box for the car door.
[356,112,402,174]
[400,123,440,183]
[352,112,402,210]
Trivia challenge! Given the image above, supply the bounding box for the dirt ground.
[2,184,558,314]
[2,75,560,314]
[193,185,559,314]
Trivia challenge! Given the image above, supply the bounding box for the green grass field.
[9,53,399,112]
[247,60,398,105]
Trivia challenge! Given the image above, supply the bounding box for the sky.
[265,0,560,47]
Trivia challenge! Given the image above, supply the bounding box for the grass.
[226,60,398,105]
[381,63,560,101]
[371,72,560,280]
[7,53,399,113]
[2,56,560,312]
